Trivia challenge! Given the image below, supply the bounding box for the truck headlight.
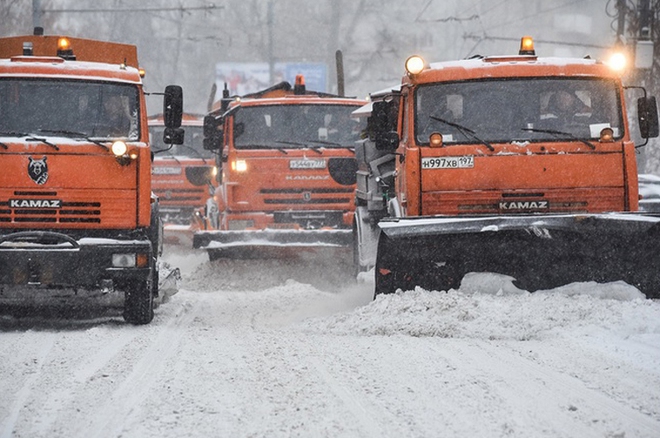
[112,253,136,267]
[405,55,425,75]
[231,159,247,172]
[111,141,128,156]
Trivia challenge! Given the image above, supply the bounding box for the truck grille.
[153,188,206,205]
[260,187,353,205]
[0,191,101,224]
[273,211,346,228]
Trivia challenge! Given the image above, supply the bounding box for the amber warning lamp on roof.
[294,74,306,95]
[57,37,76,60]
[519,36,535,56]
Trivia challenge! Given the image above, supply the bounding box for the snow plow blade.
[157,262,181,304]
[375,213,660,299]
[193,229,352,258]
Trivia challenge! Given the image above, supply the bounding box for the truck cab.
[193,77,366,259]
[354,37,660,297]
[0,31,183,323]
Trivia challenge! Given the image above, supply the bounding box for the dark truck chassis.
[0,229,156,324]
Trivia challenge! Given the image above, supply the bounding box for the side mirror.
[203,114,222,137]
[163,127,184,145]
[203,114,224,151]
[203,136,223,151]
[164,85,183,129]
[375,131,400,151]
[368,98,399,141]
[638,96,659,139]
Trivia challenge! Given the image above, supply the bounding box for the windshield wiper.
[522,127,596,149]
[0,131,31,149]
[170,144,210,163]
[429,116,494,151]
[161,147,182,165]
[0,131,30,137]
[305,144,324,154]
[0,131,60,150]
[25,135,59,150]
[37,129,109,150]
[306,139,342,147]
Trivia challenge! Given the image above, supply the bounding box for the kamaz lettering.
[499,201,548,210]
[285,175,330,181]
[10,199,62,209]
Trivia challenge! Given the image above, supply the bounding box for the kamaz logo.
[285,175,329,180]
[499,201,549,210]
[10,199,62,209]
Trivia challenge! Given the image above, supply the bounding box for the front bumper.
[0,231,153,291]
[193,228,353,249]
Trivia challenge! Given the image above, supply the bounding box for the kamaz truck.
[194,77,366,259]
[0,30,184,323]
[353,37,660,298]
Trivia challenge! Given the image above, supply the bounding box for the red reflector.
[379,268,391,276]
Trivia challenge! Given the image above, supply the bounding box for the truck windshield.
[0,79,140,140]
[415,78,623,145]
[150,125,213,158]
[232,104,364,149]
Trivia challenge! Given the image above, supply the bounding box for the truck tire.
[123,278,154,324]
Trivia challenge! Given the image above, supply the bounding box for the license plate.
[421,156,474,169]
[290,159,326,169]
[152,166,182,175]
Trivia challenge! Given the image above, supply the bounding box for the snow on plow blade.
[375,213,660,299]
[158,261,181,303]
[193,229,353,258]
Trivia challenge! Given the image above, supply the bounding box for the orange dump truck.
[149,113,216,245]
[353,37,660,297]
[193,77,366,259]
[0,30,184,323]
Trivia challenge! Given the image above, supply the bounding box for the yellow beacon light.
[519,36,535,55]
[405,55,425,76]
[56,37,75,60]
[57,37,71,51]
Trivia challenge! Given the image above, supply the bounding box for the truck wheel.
[123,279,154,324]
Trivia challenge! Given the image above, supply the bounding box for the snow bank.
[301,273,660,341]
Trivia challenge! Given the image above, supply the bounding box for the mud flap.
[375,213,660,299]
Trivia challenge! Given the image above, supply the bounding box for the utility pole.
[267,0,275,85]
[616,0,627,44]
[32,0,41,29]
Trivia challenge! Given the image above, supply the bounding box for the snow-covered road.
[1,245,659,438]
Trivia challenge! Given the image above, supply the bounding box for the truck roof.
[0,34,139,67]
[0,34,142,84]
[233,96,367,108]
[0,57,142,84]
[406,56,619,85]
